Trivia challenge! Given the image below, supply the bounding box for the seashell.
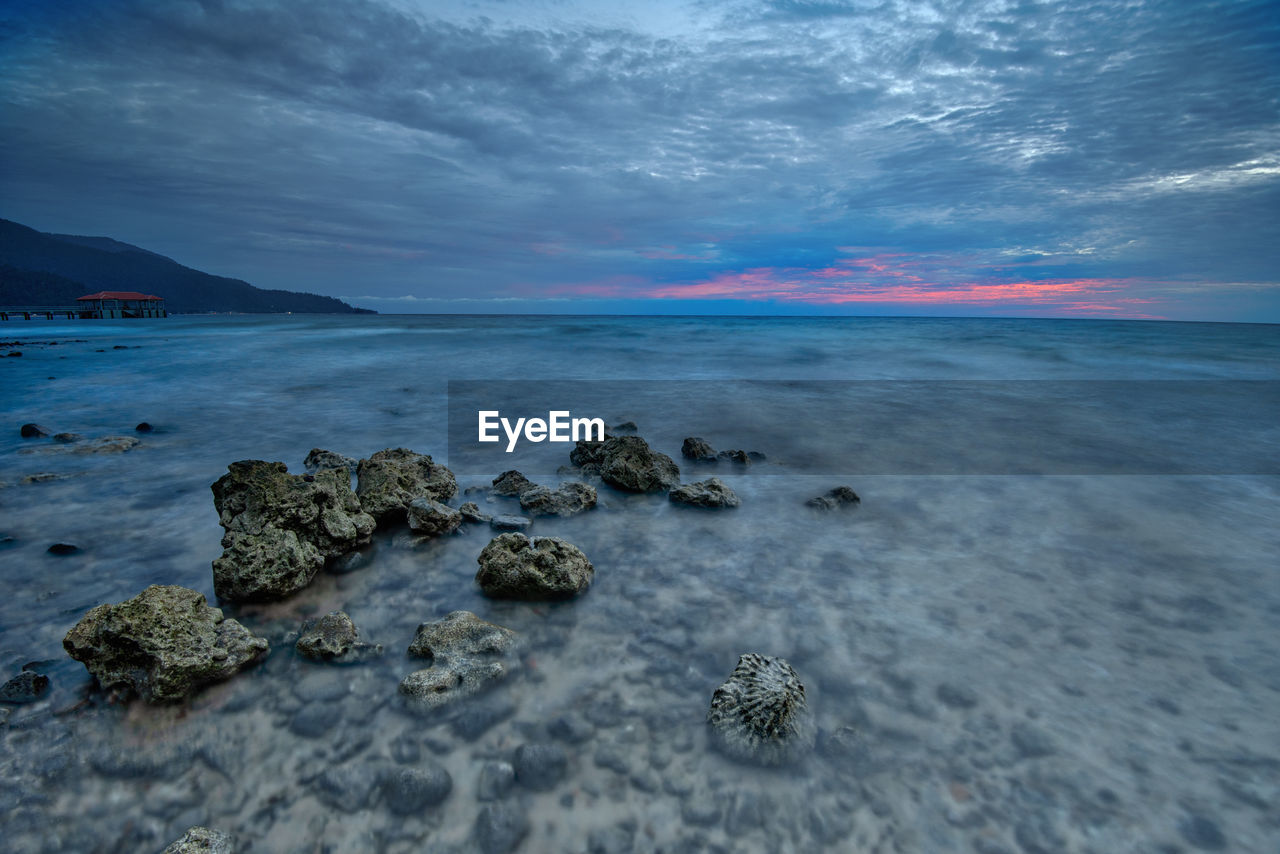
[707,653,815,765]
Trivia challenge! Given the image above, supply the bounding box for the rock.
[460,502,491,523]
[71,435,139,454]
[312,763,381,813]
[47,543,79,555]
[681,437,717,461]
[935,682,979,709]
[476,533,594,600]
[62,585,268,703]
[1179,813,1227,850]
[513,742,569,791]
[211,460,375,602]
[290,703,341,738]
[569,438,609,468]
[1010,722,1057,758]
[518,482,597,517]
[400,613,518,713]
[477,760,516,801]
[0,671,50,704]
[548,713,595,744]
[407,497,463,536]
[134,422,153,433]
[399,660,510,712]
[163,826,234,854]
[381,764,453,814]
[491,470,535,496]
[295,611,383,663]
[356,448,457,523]
[408,611,517,662]
[52,432,81,443]
[19,423,50,438]
[598,436,680,492]
[303,448,356,473]
[707,653,816,766]
[717,449,751,464]
[806,486,861,511]
[452,695,517,740]
[474,803,529,854]
[490,514,532,531]
[5,350,20,357]
[668,477,740,509]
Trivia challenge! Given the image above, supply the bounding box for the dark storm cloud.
[0,0,1276,317]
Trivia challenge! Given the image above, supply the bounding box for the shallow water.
[1,315,1278,853]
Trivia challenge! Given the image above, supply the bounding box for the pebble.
[474,803,529,854]
[1179,814,1227,850]
[381,764,453,814]
[477,761,515,801]
[1010,722,1057,759]
[290,704,341,738]
[513,742,569,791]
[936,682,979,709]
[548,712,595,743]
[312,764,380,813]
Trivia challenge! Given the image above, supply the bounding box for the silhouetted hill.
[0,218,374,314]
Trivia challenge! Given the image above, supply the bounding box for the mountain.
[0,218,374,314]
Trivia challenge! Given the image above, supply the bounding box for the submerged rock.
[513,742,569,791]
[296,611,383,663]
[806,486,861,511]
[381,764,453,813]
[303,448,357,473]
[474,803,529,854]
[407,497,463,536]
[0,670,50,704]
[681,437,717,461]
[356,448,457,524]
[52,432,82,443]
[163,826,234,854]
[400,611,519,713]
[707,653,816,766]
[717,449,751,465]
[211,460,375,602]
[669,477,740,509]
[134,422,153,433]
[63,585,268,703]
[491,470,535,496]
[518,482,597,517]
[408,611,517,662]
[459,501,491,523]
[597,435,680,492]
[476,533,593,600]
[490,514,531,532]
[19,423,50,438]
[71,435,139,454]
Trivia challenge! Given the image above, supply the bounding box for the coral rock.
[707,653,815,765]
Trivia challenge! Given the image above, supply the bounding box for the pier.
[0,291,166,320]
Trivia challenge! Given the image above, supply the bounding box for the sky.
[1,0,1277,321]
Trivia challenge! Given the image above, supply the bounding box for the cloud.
[0,0,1276,319]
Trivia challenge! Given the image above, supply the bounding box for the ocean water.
[1,314,1278,853]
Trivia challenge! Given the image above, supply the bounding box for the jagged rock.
[63,585,268,703]
[211,460,375,602]
[399,659,511,713]
[0,670,50,704]
[400,611,519,713]
[569,437,609,468]
[491,470,535,496]
[707,653,815,766]
[408,611,517,662]
[518,482,597,517]
[304,448,357,473]
[460,502,491,523]
[163,826,234,854]
[476,533,593,600]
[19,423,50,438]
[806,486,861,511]
[597,436,680,492]
[296,611,383,663]
[407,497,463,536]
[490,514,531,531]
[669,477,740,508]
[681,437,716,461]
[356,448,457,523]
[717,449,751,464]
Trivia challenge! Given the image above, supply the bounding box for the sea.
[1,314,1278,853]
